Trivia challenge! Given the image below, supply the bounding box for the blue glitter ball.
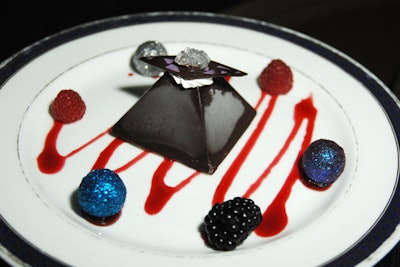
[77,169,127,218]
[301,139,346,188]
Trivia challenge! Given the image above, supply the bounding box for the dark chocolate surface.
[140,56,247,80]
[1,3,399,266]
[111,73,255,174]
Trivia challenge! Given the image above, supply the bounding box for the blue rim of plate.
[0,11,399,267]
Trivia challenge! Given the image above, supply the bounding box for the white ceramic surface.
[0,12,399,267]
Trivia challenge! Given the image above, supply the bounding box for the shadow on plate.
[118,84,150,98]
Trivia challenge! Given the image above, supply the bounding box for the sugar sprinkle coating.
[174,47,210,69]
[301,139,346,188]
[132,41,167,76]
[77,169,127,218]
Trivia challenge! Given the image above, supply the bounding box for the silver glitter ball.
[131,41,167,76]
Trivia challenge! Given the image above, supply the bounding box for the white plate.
[0,12,399,267]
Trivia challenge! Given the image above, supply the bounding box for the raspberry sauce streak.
[144,159,200,215]
[212,92,274,205]
[253,96,317,237]
[38,90,318,237]
[212,94,317,237]
[91,138,125,170]
[90,138,149,172]
[37,121,109,174]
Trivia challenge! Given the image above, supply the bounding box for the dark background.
[0,0,399,266]
[1,0,399,89]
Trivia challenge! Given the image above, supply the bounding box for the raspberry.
[258,59,293,95]
[203,197,262,251]
[50,89,86,123]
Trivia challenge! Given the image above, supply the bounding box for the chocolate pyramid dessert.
[111,48,256,174]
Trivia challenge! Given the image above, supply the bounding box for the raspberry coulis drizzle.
[37,121,109,174]
[37,82,317,236]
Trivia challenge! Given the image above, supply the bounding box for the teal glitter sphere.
[77,169,127,218]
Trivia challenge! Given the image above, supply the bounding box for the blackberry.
[203,197,262,251]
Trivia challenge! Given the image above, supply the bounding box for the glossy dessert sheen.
[36,49,329,238]
[111,72,256,174]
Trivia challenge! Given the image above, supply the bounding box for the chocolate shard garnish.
[111,73,255,174]
[140,56,247,80]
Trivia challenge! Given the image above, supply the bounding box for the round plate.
[0,12,399,267]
